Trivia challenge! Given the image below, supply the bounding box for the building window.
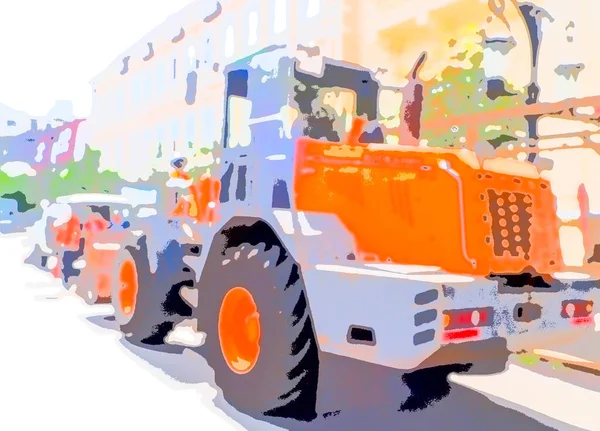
[157,124,164,145]
[138,74,144,104]
[137,76,143,104]
[117,87,124,113]
[274,0,287,34]
[132,80,138,105]
[195,42,203,70]
[225,25,235,58]
[186,113,195,147]
[204,34,214,69]
[307,0,320,17]
[144,129,152,150]
[172,120,179,152]
[248,11,258,46]
[112,140,121,169]
[201,106,216,146]
[187,45,196,73]
[142,71,150,102]
[172,120,179,139]
[156,62,164,94]
[137,78,143,103]
[159,123,168,158]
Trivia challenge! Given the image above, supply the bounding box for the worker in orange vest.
[166,157,194,215]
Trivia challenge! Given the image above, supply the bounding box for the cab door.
[220,55,298,214]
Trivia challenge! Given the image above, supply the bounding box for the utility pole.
[514,1,553,162]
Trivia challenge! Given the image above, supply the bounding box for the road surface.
[1,232,600,431]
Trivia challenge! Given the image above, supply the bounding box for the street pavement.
[1,232,600,431]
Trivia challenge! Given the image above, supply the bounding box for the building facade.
[89,0,526,181]
[89,0,600,175]
[1,100,77,138]
[0,119,87,171]
[89,0,353,182]
[89,0,600,268]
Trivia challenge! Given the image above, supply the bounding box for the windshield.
[294,62,379,143]
[308,87,357,142]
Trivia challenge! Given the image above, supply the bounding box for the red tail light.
[442,328,480,342]
[441,307,494,343]
[571,316,593,326]
[442,307,494,331]
[561,300,593,319]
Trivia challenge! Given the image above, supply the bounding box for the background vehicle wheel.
[113,255,139,325]
[197,242,319,421]
[112,237,196,347]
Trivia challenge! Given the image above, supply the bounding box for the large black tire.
[197,242,319,421]
[112,236,195,347]
[61,238,85,286]
[62,239,88,302]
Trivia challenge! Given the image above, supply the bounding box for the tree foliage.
[45,147,122,199]
[420,48,528,149]
[0,147,124,206]
[0,140,217,208]
[1,191,36,213]
[0,170,30,198]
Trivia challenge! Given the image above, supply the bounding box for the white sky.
[0,0,195,117]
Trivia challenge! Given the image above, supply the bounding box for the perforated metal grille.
[487,190,533,258]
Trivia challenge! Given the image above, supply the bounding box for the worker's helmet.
[170,157,188,171]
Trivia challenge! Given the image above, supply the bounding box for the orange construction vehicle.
[295,117,562,278]
[35,47,600,420]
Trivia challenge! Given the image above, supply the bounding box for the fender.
[189,205,358,278]
[133,216,198,275]
[147,176,358,290]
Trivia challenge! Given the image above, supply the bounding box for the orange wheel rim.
[218,286,261,374]
[118,260,138,316]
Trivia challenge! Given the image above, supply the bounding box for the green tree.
[46,147,123,199]
[0,170,31,197]
[420,48,528,149]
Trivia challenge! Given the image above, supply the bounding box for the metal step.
[530,321,600,374]
[532,349,600,373]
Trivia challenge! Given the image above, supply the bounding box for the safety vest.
[171,170,191,181]
[172,176,221,224]
[54,215,82,250]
